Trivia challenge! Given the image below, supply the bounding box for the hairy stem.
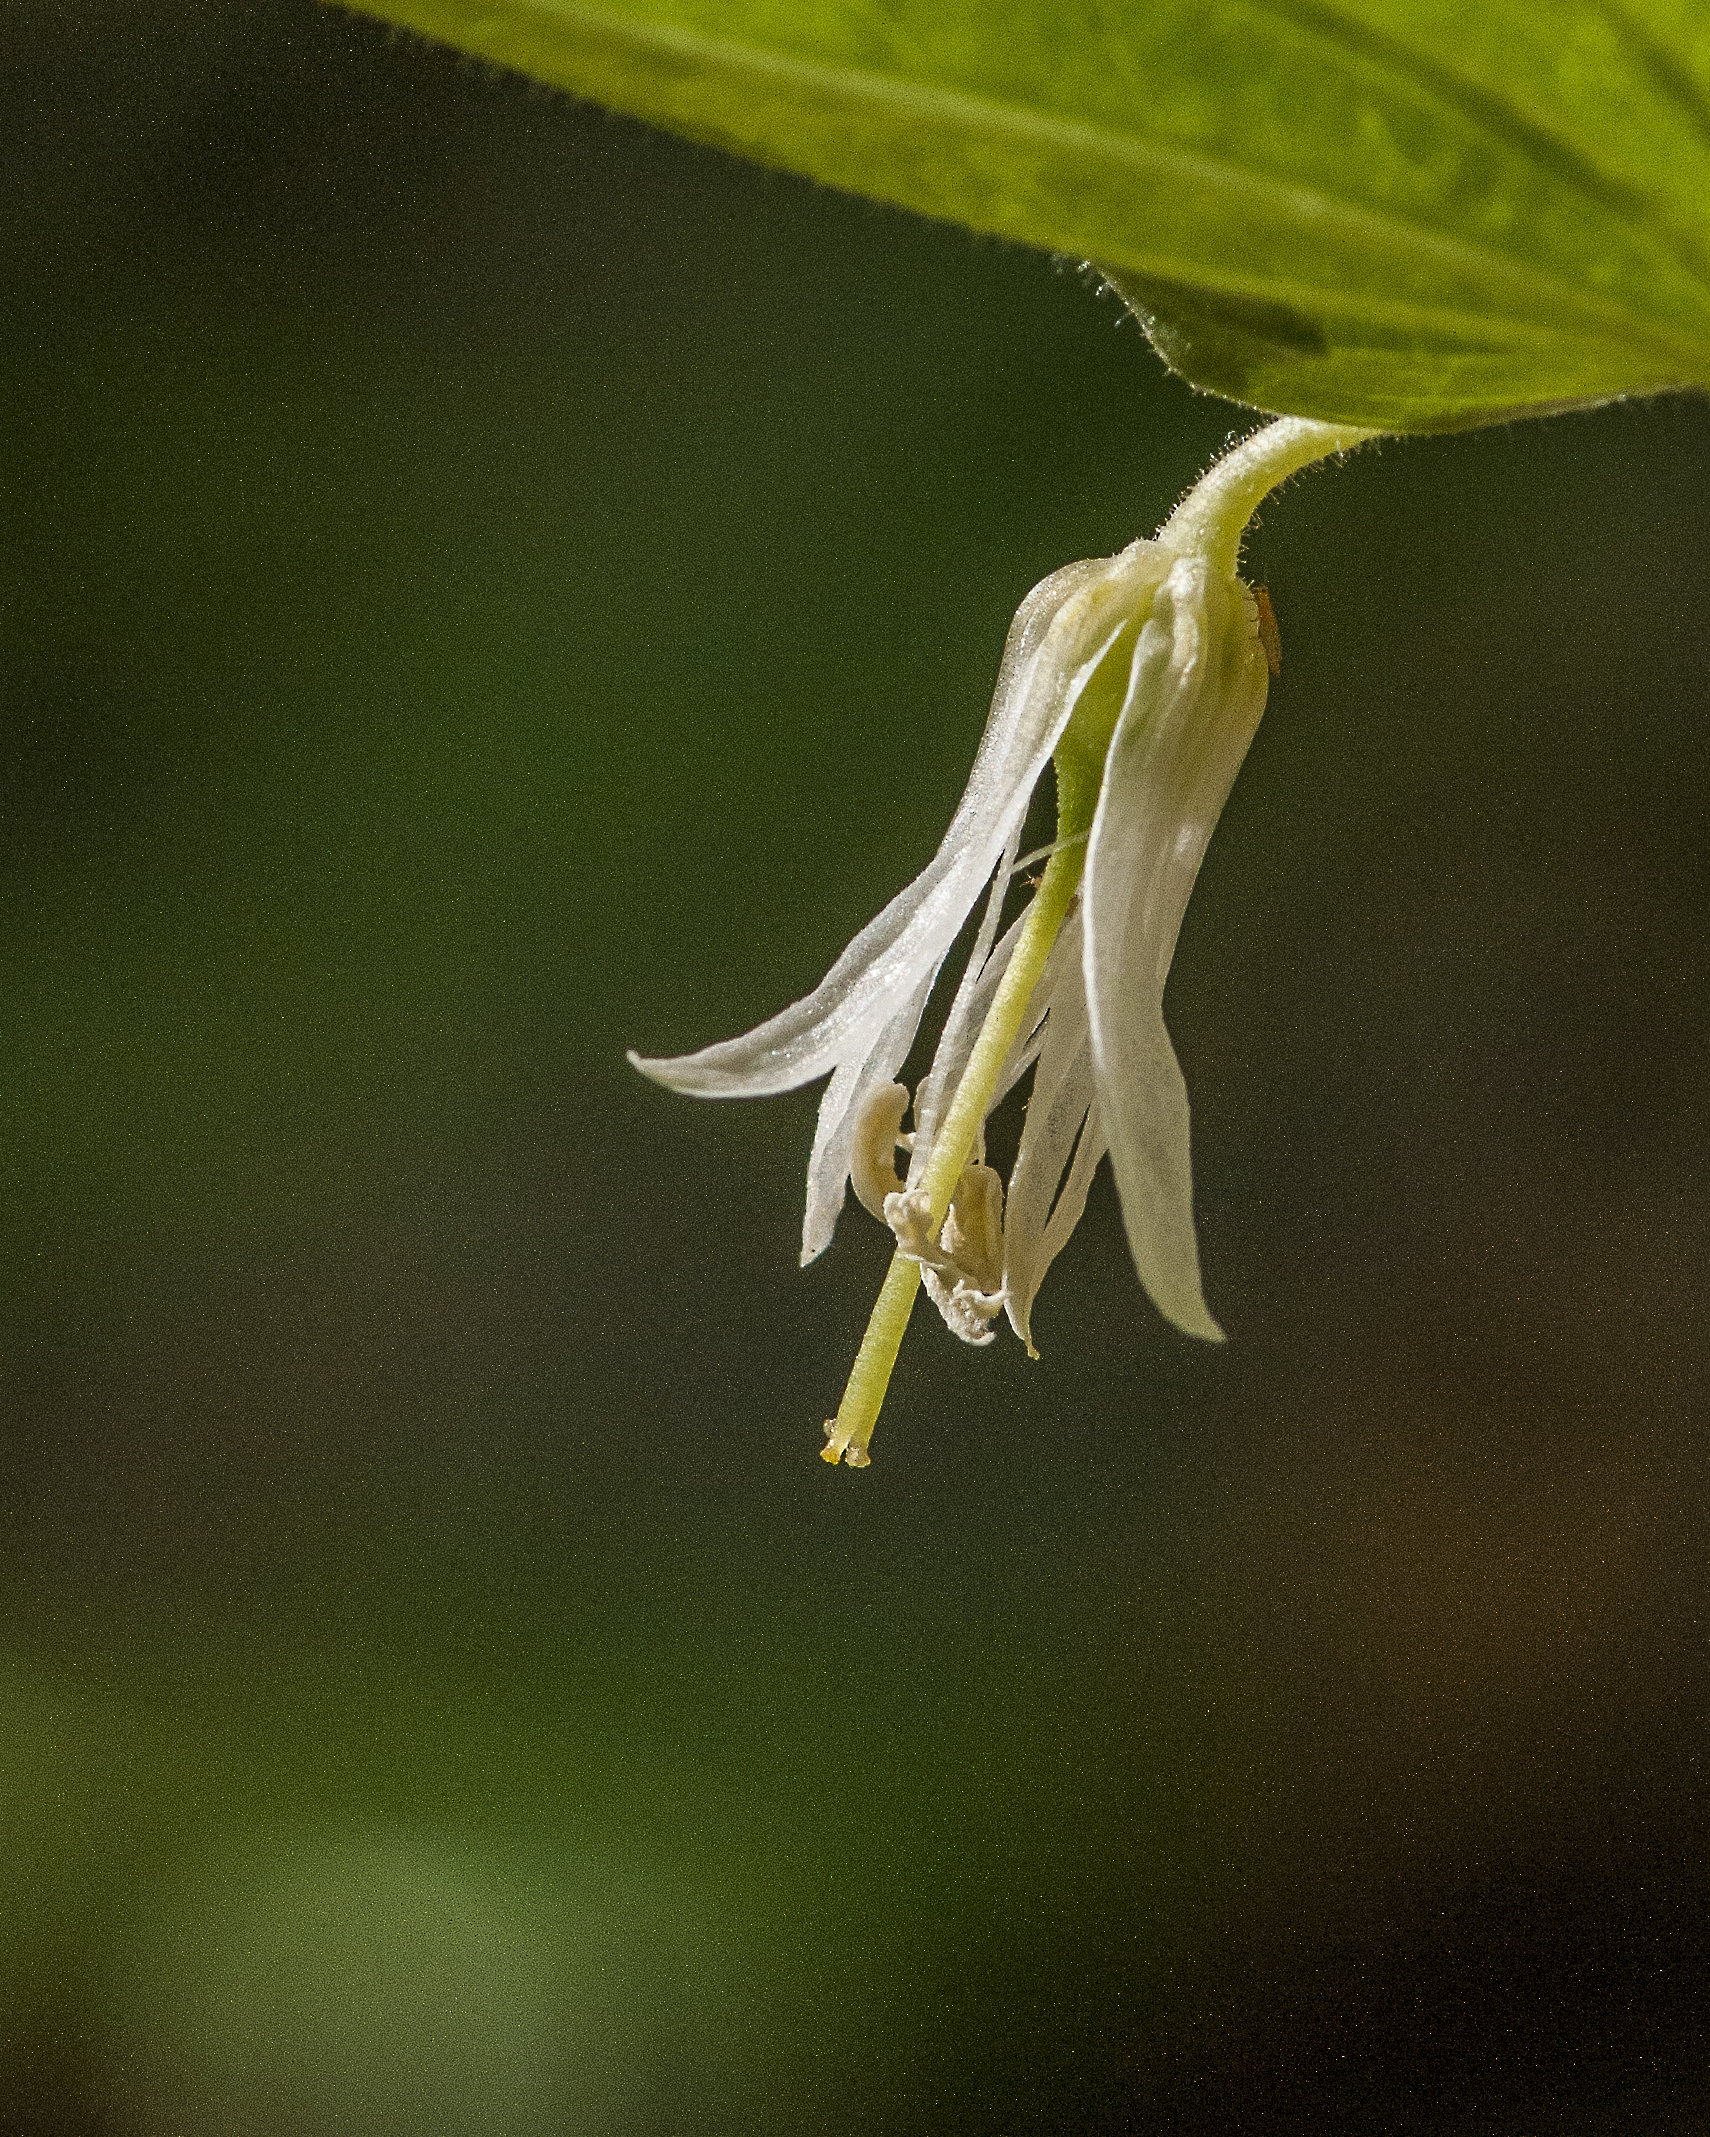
[1162,416,1376,577]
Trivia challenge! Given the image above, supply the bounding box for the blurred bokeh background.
[5,4,1709,2130]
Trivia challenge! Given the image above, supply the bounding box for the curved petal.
[629,543,1168,1100]
[1038,1101,1108,1289]
[1001,906,1103,1353]
[1083,556,1269,1341]
[987,892,1084,1119]
[1004,1090,1110,1357]
[906,822,1022,1172]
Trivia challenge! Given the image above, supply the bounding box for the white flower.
[629,539,1165,1262]
[629,418,1376,1463]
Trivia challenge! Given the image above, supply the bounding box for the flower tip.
[1145,1271,1225,1342]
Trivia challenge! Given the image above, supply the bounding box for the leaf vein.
[1227,0,1710,290]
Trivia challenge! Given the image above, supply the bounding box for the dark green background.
[5,5,1708,2131]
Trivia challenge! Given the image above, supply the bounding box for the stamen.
[1010,830,1089,877]
[942,1162,1005,1295]
[849,1082,911,1220]
[919,1266,1005,1345]
[822,833,1088,1466]
[881,1169,1006,1345]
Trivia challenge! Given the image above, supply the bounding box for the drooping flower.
[630,417,1377,1466]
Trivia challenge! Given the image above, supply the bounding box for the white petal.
[1083,556,1269,1342]
[907,823,1022,1170]
[628,544,1168,1102]
[1039,1100,1108,1278]
[988,895,1085,1118]
[1004,1091,1110,1360]
[1001,906,1100,1352]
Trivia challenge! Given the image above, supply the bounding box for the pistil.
[822,823,1087,1465]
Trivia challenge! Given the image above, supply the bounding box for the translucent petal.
[1083,557,1269,1342]
[988,895,1084,1119]
[909,868,1082,1195]
[628,545,1165,1101]
[1001,906,1100,1352]
[907,822,1021,1171]
[1038,1100,1108,1283]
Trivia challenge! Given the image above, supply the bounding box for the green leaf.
[342,0,1710,430]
